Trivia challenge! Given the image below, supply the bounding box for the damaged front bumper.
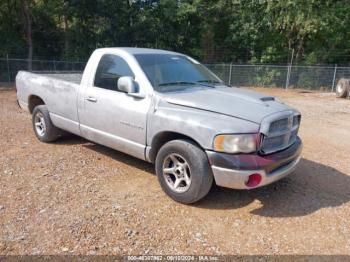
[206,137,302,189]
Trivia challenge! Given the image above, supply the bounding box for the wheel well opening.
[149,132,202,163]
[28,95,45,114]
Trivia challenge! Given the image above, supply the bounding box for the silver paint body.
[16,48,302,189]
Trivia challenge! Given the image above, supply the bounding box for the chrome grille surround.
[259,110,300,154]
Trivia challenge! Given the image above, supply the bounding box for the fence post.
[285,49,294,90]
[6,54,11,83]
[53,60,56,71]
[285,64,291,89]
[228,62,233,86]
[331,64,337,92]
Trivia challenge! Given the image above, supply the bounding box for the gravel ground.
[0,87,350,255]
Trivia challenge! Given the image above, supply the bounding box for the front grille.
[289,129,298,144]
[293,115,301,126]
[269,118,289,133]
[262,135,286,152]
[260,114,300,154]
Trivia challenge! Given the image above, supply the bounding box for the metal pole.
[285,65,291,89]
[285,49,294,90]
[6,54,11,83]
[331,64,337,92]
[228,63,233,86]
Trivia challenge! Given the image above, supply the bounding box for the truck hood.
[160,86,293,124]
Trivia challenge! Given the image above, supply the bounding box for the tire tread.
[32,105,61,142]
[155,139,213,204]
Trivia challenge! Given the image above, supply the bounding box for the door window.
[94,54,134,91]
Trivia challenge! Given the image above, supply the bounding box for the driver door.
[79,54,151,160]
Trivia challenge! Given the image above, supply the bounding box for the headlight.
[213,134,258,154]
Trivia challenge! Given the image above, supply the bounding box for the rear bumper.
[206,137,302,189]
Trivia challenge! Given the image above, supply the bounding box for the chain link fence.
[207,64,350,92]
[1,57,350,92]
[0,57,86,83]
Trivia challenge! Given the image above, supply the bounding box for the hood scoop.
[260,97,275,102]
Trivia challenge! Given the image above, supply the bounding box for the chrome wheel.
[162,153,191,193]
[34,112,46,137]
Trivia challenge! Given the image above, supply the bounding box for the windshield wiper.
[158,81,197,86]
[197,79,221,84]
[197,79,220,84]
[195,79,221,88]
[158,81,217,89]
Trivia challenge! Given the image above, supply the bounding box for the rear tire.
[155,139,213,204]
[336,78,350,98]
[32,105,62,142]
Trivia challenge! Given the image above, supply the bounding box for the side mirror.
[117,76,138,93]
[117,76,146,99]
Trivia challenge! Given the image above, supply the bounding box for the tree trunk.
[203,26,215,63]
[21,0,32,71]
[127,0,133,27]
[124,0,133,46]
[294,35,305,64]
[63,0,70,55]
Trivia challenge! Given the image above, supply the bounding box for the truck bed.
[38,72,83,84]
[16,71,82,136]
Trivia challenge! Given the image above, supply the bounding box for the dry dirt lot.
[0,87,350,255]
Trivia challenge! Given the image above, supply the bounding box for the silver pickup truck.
[16,48,302,204]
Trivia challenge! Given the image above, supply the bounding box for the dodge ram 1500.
[16,48,302,204]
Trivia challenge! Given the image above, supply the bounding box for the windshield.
[134,54,223,92]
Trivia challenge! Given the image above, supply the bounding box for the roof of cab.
[95,47,181,55]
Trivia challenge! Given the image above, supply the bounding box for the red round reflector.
[245,173,262,188]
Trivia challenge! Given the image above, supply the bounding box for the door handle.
[86,97,97,102]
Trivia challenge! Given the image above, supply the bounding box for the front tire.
[32,105,61,142]
[155,139,213,204]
